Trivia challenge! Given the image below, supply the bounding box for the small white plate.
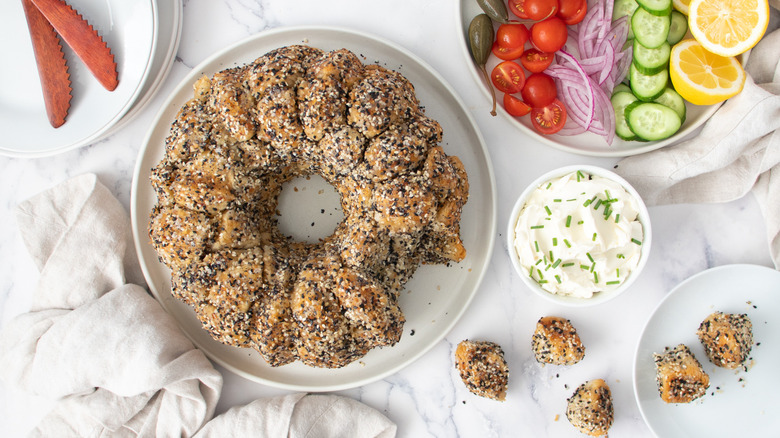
[104,0,182,135]
[633,264,780,437]
[457,0,727,157]
[131,26,497,391]
[0,0,156,157]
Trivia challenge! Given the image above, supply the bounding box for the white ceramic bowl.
[507,165,652,306]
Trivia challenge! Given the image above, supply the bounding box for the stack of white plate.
[0,0,182,158]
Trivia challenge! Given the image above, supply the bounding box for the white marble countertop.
[0,0,774,436]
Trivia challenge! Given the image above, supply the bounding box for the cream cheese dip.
[513,170,644,298]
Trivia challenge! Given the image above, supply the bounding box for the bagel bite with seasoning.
[532,316,585,365]
[566,379,614,437]
[455,340,509,401]
[697,311,753,369]
[654,344,710,403]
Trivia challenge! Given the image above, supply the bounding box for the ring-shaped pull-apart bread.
[149,45,469,368]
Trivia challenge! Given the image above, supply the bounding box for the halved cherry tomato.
[524,0,559,21]
[530,16,568,53]
[521,72,557,108]
[492,41,525,61]
[491,61,526,94]
[503,94,532,117]
[530,99,567,134]
[558,0,587,25]
[508,0,529,19]
[496,23,529,49]
[520,49,554,73]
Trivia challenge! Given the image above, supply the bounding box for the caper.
[468,14,497,116]
[477,0,510,24]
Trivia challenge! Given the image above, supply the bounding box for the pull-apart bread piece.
[566,379,614,437]
[654,344,710,403]
[697,311,753,369]
[455,340,509,401]
[532,316,585,365]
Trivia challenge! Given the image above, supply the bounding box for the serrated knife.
[21,0,72,128]
[30,0,118,91]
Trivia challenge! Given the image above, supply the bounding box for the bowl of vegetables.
[458,0,738,157]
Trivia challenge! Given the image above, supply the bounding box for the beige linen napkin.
[614,11,780,268]
[0,174,397,438]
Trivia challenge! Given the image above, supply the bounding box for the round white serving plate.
[457,0,729,157]
[131,26,497,391]
[0,0,156,157]
[633,264,780,437]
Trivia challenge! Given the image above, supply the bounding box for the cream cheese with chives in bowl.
[508,165,652,306]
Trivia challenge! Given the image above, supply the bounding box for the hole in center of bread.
[276,174,345,244]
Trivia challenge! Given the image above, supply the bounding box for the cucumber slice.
[611,91,640,141]
[632,40,671,75]
[625,102,682,141]
[612,83,632,96]
[629,63,669,101]
[667,10,688,45]
[614,0,640,38]
[631,7,671,49]
[653,87,687,123]
[636,0,672,16]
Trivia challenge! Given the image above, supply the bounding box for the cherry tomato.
[520,49,554,73]
[531,99,567,135]
[491,61,526,94]
[492,41,525,61]
[521,72,557,108]
[503,94,532,117]
[496,23,529,49]
[524,0,559,21]
[508,0,529,19]
[558,0,588,25]
[530,16,568,53]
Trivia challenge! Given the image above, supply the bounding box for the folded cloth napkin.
[614,10,780,268]
[195,393,397,438]
[0,174,397,438]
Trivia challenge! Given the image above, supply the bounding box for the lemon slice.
[669,39,746,105]
[688,0,770,57]
[672,0,690,15]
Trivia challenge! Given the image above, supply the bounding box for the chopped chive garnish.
[603,207,612,220]
[580,264,590,270]
[549,250,554,261]
[546,182,552,189]
[563,239,571,248]
[535,258,543,265]
[615,213,620,223]
[551,259,562,269]
[531,225,544,229]
[565,215,572,227]
[544,205,552,215]
[552,237,558,246]
[586,252,594,263]
[561,262,575,267]
[616,268,620,277]
[578,220,584,225]
[590,262,596,272]
[583,199,593,207]
[631,238,642,245]
[577,170,585,181]
[593,199,603,210]
[535,241,540,252]
[617,253,625,259]
[605,189,611,200]
[593,272,599,283]
[606,280,620,285]
[538,280,548,284]
[555,275,562,284]
[554,198,562,202]
[592,232,598,241]
[537,268,544,280]
[567,198,577,202]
